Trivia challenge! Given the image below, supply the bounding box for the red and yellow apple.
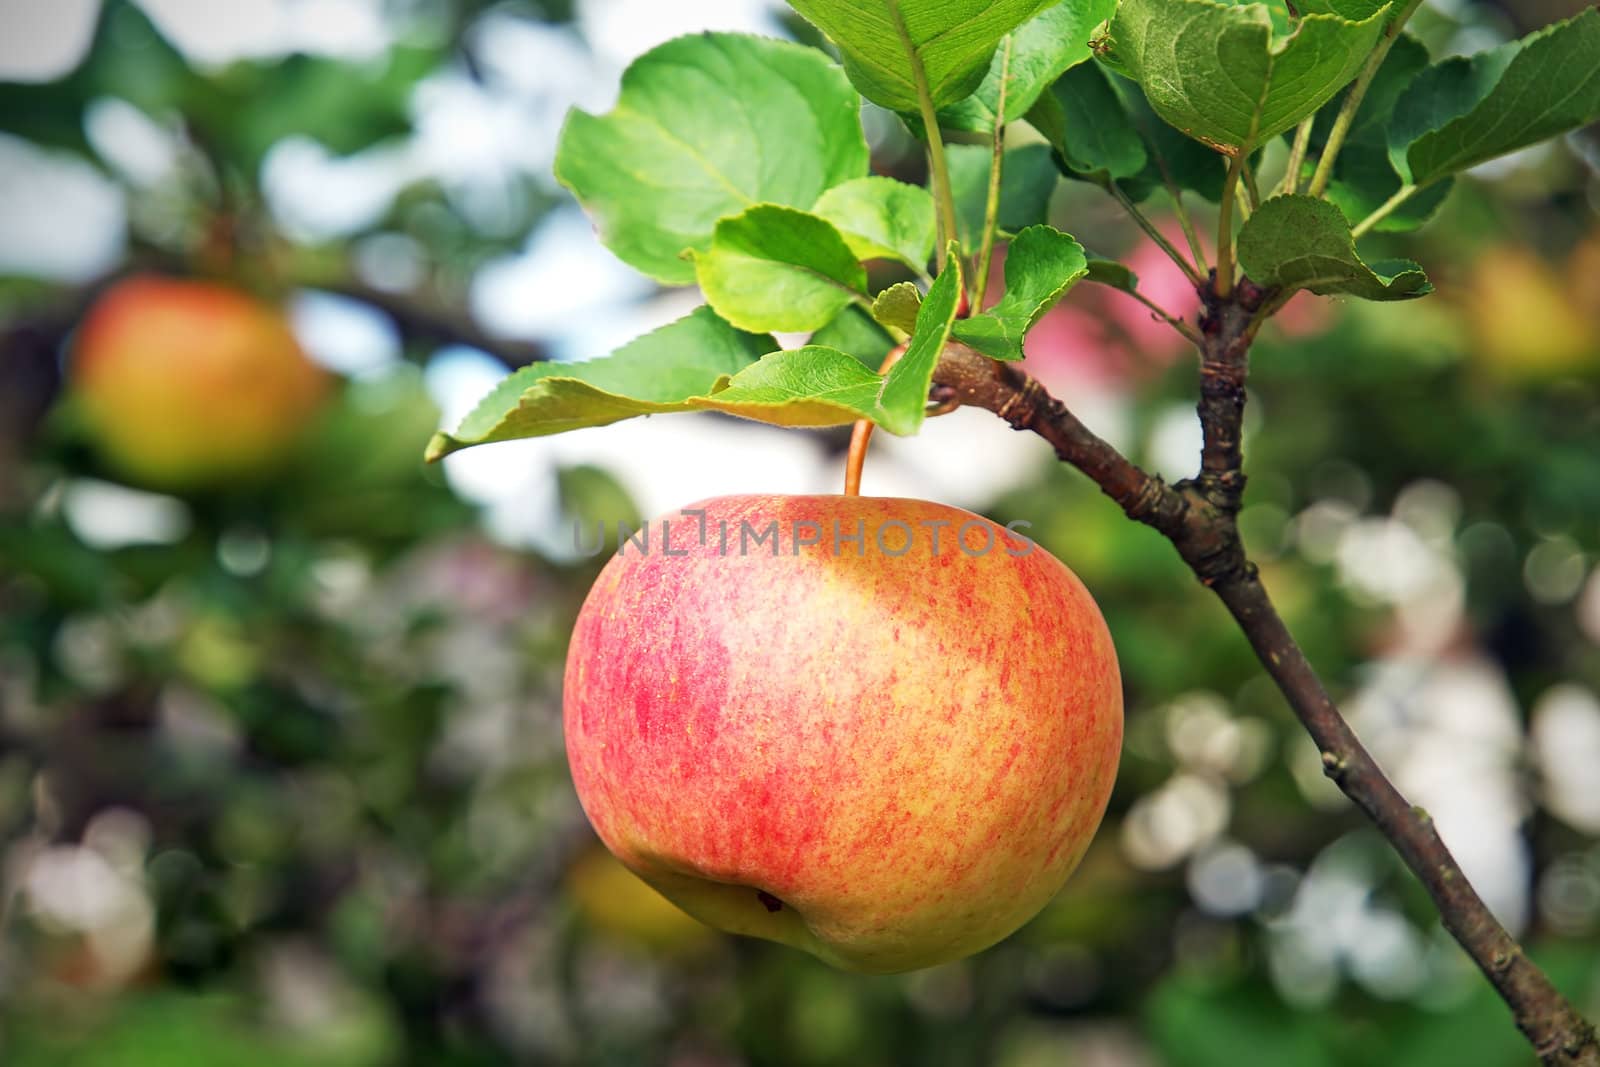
[71,275,329,489]
[563,494,1122,974]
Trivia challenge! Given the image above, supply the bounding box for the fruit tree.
[428,3,1600,1062]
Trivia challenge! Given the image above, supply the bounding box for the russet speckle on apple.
[563,493,1122,974]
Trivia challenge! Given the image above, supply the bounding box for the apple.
[563,494,1122,973]
[1464,246,1598,381]
[71,275,329,489]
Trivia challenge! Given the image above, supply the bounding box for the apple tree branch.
[930,284,1600,1067]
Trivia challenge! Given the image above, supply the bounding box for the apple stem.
[844,342,909,496]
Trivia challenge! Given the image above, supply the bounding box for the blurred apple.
[71,275,329,489]
[566,845,716,954]
[1464,246,1598,381]
[1569,230,1600,321]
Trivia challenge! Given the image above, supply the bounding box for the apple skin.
[563,494,1122,974]
[71,275,329,489]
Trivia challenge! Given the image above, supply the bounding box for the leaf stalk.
[1279,115,1316,196]
[1110,183,1205,287]
[973,36,1013,311]
[1215,152,1246,298]
[1351,182,1419,237]
[1306,0,1427,198]
[887,0,960,270]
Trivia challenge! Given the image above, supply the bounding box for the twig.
[1207,571,1600,1067]
[1194,278,1266,509]
[931,318,1600,1066]
[933,344,1188,532]
[312,279,548,368]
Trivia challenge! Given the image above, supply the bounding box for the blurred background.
[2,0,1598,1064]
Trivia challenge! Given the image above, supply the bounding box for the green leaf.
[1085,256,1140,292]
[425,307,774,459]
[1298,0,1391,17]
[812,176,937,272]
[871,281,923,334]
[947,143,1059,246]
[425,309,928,457]
[1031,61,1147,184]
[558,465,643,540]
[1029,66,1225,201]
[936,0,1119,131]
[1115,72,1230,201]
[696,346,887,425]
[690,205,868,332]
[1103,0,1388,155]
[554,32,868,284]
[1236,195,1430,301]
[1389,7,1600,187]
[786,0,1055,112]
[878,250,963,434]
[952,225,1087,360]
[810,306,896,367]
